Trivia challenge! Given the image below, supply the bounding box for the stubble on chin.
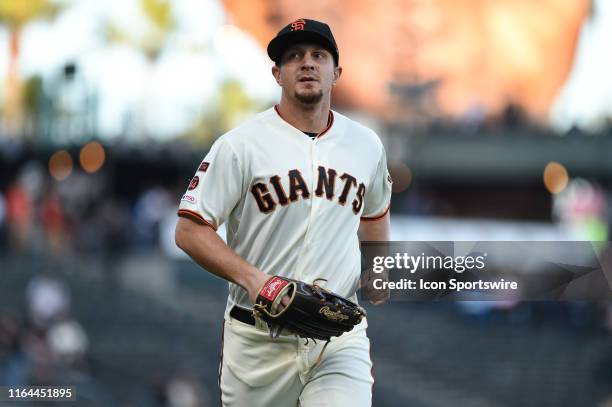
[294,89,323,105]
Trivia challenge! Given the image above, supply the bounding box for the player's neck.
[276,98,331,134]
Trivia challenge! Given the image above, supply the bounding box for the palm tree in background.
[105,0,174,62]
[105,0,175,137]
[0,0,63,134]
[103,0,269,142]
[184,79,260,147]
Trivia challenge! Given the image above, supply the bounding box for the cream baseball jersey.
[178,106,392,317]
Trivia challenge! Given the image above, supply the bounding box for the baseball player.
[175,18,392,406]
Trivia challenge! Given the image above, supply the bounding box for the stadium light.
[79,142,106,173]
[49,150,73,181]
[543,161,569,194]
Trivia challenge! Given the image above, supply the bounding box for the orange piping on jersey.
[273,105,334,139]
[177,209,217,230]
[360,203,390,221]
[316,110,334,139]
[274,104,284,120]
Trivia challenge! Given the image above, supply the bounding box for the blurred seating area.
[368,301,612,406]
[0,140,201,261]
[1,124,611,257]
[2,252,612,406]
[0,255,222,406]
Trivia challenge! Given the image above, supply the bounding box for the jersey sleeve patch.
[181,194,196,204]
[188,176,200,190]
[177,137,242,230]
[198,161,210,172]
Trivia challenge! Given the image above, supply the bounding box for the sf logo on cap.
[291,19,306,31]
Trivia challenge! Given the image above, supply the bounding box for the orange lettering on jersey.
[288,169,310,201]
[250,167,365,215]
[315,166,337,200]
[270,175,289,206]
[338,173,357,205]
[352,182,366,214]
[251,183,277,213]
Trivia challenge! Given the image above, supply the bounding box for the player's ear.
[272,65,282,86]
[332,66,342,86]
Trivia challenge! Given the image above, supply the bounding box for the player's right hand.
[247,273,291,308]
[247,271,272,304]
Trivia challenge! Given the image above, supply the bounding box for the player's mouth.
[298,76,318,83]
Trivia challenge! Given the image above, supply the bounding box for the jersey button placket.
[293,138,315,282]
[303,141,318,281]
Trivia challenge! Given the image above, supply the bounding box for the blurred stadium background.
[1,0,612,406]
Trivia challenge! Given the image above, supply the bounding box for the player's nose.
[301,53,317,69]
[300,62,316,72]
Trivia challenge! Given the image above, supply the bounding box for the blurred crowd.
[0,161,180,260]
[0,159,216,405]
[0,272,91,390]
[0,271,211,406]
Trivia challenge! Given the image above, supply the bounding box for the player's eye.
[286,51,301,60]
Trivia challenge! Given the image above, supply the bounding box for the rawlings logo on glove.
[260,277,289,301]
[319,306,350,322]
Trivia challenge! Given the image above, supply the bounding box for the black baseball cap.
[267,18,339,66]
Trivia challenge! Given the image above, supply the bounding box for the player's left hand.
[360,268,390,305]
[277,295,291,310]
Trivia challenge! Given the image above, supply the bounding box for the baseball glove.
[252,276,367,341]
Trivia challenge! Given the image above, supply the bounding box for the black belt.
[230,306,255,326]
